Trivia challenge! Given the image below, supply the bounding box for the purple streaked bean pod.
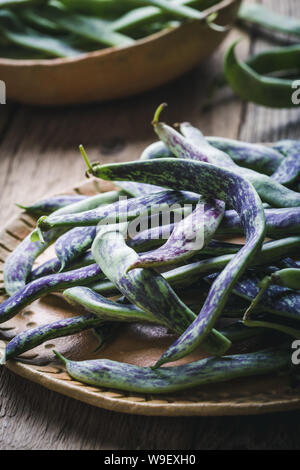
[3,288,170,362]
[17,194,87,216]
[0,264,104,324]
[52,345,290,394]
[90,237,300,299]
[5,190,122,295]
[127,197,225,270]
[4,229,64,297]
[37,190,200,232]
[87,153,266,366]
[91,227,231,356]
[219,207,300,237]
[206,135,284,175]
[167,118,300,208]
[30,250,95,281]
[206,270,300,322]
[55,226,96,271]
[271,140,300,186]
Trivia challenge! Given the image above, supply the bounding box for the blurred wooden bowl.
[0,0,240,106]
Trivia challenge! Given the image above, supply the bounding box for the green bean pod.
[224,41,300,109]
[92,227,231,355]
[52,345,290,394]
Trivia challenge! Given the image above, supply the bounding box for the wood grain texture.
[1,0,300,450]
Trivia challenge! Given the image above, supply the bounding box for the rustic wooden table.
[0,0,300,451]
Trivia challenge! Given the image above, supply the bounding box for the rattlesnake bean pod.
[206,270,300,322]
[85,154,270,366]
[17,194,87,217]
[271,140,300,186]
[219,207,300,237]
[0,264,105,324]
[55,226,96,271]
[206,136,284,175]
[127,196,225,270]
[174,118,300,207]
[36,190,200,232]
[92,227,231,355]
[53,345,290,394]
[30,251,95,281]
[5,190,122,295]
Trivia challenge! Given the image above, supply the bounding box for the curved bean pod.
[128,196,225,270]
[4,229,64,297]
[205,271,300,322]
[224,41,299,109]
[92,228,231,355]
[5,190,123,295]
[30,251,94,281]
[271,140,300,186]
[219,207,300,237]
[0,264,104,324]
[171,119,300,207]
[89,158,266,365]
[17,194,87,217]
[37,190,199,232]
[53,346,290,394]
[206,136,284,175]
[55,226,96,271]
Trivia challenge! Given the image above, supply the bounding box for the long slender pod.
[30,251,95,281]
[271,140,300,186]
[224,41,300,109]
[206,136,284,175]
[55,226,96,271]
[17,194,87,217]
[4,229,64,297]
[0,264,104,324]
[53,346,290,394]
[4,190,122,295]
[85,155,267,366]
[128,197,225,270]
[92,227,231,355]
[175,119,300,207]
[219,207,300,237]
[36,190,199,232]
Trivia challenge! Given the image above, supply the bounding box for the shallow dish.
[0,0,240,105]
[1,177,300,416]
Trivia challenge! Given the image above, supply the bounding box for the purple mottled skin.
[220,207,300,237]
[4,313,100,362]
[18,195,87,216]
[54,346,289,394]
[38,191,200,231]
[172,121,300,208]
[272,140,300,186]
[89,157,266,366]
[206,270,300,321]
[4,286,169,361]
[92,229,231,356]
[30,251,94,281]
[5,191,121,296]
[55,226,96,271]
[206,135,284,175]
[128,197,225,270]
[4,229,64,296]
[0,264,104,324]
